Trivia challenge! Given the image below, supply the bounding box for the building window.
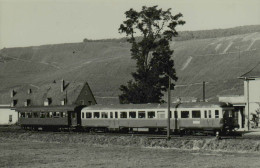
[192,110,201,118]
[44,98,52,106]
[181,111,189,118]
[11,100,17,107]
[9,115,12,123]
[215,110,219,118]
[88,101,92,105]
[80,100,85,105]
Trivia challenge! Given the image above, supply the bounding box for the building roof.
[239,62,260,79]
[82,102,232,111]
[6,80,96,107]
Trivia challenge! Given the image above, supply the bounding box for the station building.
[0,92,17,125]
[219,64,260,130]
[1,79,97,127]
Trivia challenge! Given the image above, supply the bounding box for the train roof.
[82,102,233,111]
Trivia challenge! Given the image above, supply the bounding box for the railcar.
[17,105,83,131]
[80,102,239,135]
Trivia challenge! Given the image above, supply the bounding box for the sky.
[0,0,259,49]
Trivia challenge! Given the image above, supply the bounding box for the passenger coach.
[80,102,239,134]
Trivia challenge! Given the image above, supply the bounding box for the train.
[17,102,239,135]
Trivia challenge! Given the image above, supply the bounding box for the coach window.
[157,111,165,119]
[33,112,38,118]
[49,112,53,118]
[181,111,189,118]
[102,112,108,118]
[40,112,45,118]
[110,112,113,118]
[61,112,65,118]
[86,112,92,118]
[192,110,201,118]
[21,112,25,118]
[46,112,50,118]
[215,110,219,118]
[138,111,146,118]
[94,112,100,118]
[129,111,136,118]
[120,112,127,118]
[209,110,212,118]
[148,111,155,118]
[82,112,84,118]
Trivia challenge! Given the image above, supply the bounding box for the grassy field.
[1,139,260,168]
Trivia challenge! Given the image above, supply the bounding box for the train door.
[68,111,77,126]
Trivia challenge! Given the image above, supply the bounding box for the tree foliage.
[118,6,185,104]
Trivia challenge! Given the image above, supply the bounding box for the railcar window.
[174,111,178,118]
[101,112,108,118]
[209,110,212,118]
[181,111,189,118]
[204,110,207,118]
[61,112,65,118]
[94,112,100,118]
[82,112,84,118]
[120,112,127,118]
[115,112,118,118]
[21,112,25,118]
[86,112,92,118]
[53,112,60,118]
[27,112,32,118]
[129,111,136,118]
[110,112,113,118]
[215,110,219,118]
[148,111,155,118]
[192,110,201,118]
[138,111,146,118]
[157,111,165,119]
[40,112,45,118]
[33,112,38,118]
[46,112,50,118]
[50,112,53,118]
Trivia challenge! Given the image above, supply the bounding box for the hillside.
[1,25,260,104]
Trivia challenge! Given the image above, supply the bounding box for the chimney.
[10,90,15,98]
[203,81,206,102]
[28,88,32,94]
[61,79,65,92]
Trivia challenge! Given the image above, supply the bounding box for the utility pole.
[167,75,171,140]
[246,78,250,131]
[203,81,206,102]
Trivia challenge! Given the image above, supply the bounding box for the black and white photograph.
[0,0,260,167]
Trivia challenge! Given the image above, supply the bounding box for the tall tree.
[118,6,185,104]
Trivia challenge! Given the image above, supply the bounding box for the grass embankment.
[1,128,260,153]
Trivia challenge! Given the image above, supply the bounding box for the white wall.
[244,79,260,129]
[0,106,18,125]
